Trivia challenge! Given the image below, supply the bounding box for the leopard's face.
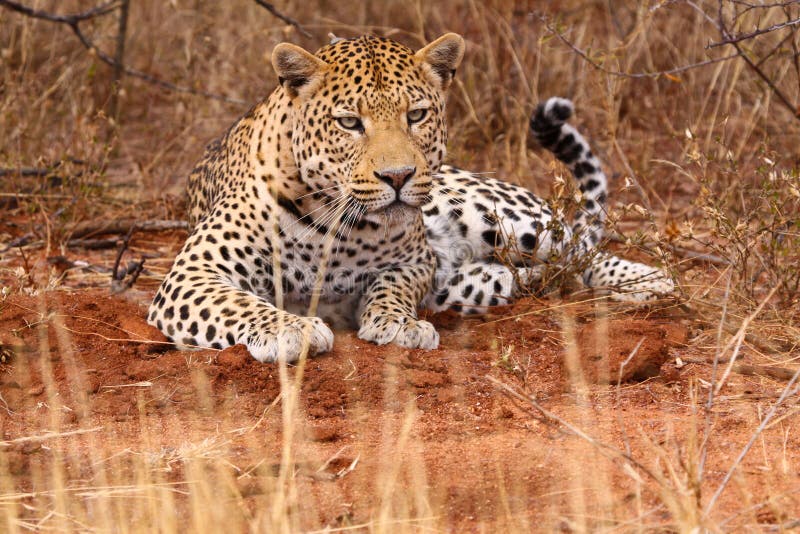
[272,34,464,214]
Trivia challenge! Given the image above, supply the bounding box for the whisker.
[281,192,347,237]
[337,202,364,259]
[306,197,355,317]
[292,192,348,226]
[316,197,353,255]
[331,209,354,258]
[293,195,349,243]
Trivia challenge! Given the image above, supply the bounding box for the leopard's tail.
[530,97,607,255]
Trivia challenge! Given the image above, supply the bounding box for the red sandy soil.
[0,228,798,530]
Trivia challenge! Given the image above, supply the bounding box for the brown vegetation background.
[1,0,799,531]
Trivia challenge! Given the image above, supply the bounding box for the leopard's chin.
[363,200,419,223]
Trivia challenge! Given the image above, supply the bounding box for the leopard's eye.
[407,108,428,124]
[336,116,363,131]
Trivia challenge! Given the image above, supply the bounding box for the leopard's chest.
[274,208,429,306]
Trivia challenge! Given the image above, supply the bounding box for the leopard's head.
[272,33,464,216]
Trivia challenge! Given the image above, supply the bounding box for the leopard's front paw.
[358,314,439,350]
[246,316,334,363]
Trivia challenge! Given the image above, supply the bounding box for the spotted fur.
[148,34,674,362]
[422,98,674,313]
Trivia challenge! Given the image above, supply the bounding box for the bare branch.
[715,3,800,120]
[69,22,247,105]
[541,16,739,79]
[110,0,130,118]
[253,0,312,38]
[1,168,58,177]
[552,2,800,122]
[0,158,87,177]
[110,227,145,293]
[754,27,796,68]
[0,0,247,106]
[69,219,190,240]
[730,0,800,8]
[0,0,120,22]
[707,15,800,48]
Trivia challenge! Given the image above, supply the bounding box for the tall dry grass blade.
[703,365,800,517]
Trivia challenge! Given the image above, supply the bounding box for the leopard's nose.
[374,166,416,191]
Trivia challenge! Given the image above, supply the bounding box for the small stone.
[308,422,340,442]
[26,385,44,396]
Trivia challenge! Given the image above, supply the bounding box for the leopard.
[148,33,674,363]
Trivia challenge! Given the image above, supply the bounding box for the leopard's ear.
[415,33,465,92]
[271,43,328,99]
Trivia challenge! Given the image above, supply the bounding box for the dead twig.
[683,357,799,381]
[65,238,122,250]
[0,233,35,253]
[608,232,731,266]
[703,365,800,516]
[2,220,189,254]
[1,168,58,178]
[69,219,190,240]
[48,256,114,274]
[253,0,312,38]
[110,227,145,293]
[0,0,119,22]
[0,157,87,178]
[487,375,663,484]
[0,426,104,447]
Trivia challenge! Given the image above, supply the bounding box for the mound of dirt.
[0,288,796,529]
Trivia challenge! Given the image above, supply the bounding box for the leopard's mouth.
[361,197,418,213]
[381,199,418,213]
[360,199,419,224]
[387,199,407,209]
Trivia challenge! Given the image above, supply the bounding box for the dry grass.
[1,0,800,531]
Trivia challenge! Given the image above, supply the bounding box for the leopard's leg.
[423,253,674,312]
[357,262,439,349]
[148,224,333,363]
[582,253,674,302]
[423,261,544,314]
